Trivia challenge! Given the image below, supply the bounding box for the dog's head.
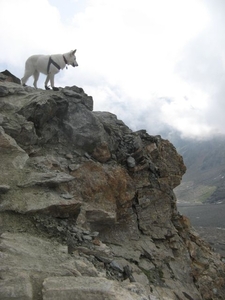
[65,50,78,67]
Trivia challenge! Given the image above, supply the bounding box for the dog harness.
[47,57,61,74]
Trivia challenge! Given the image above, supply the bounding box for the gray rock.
[2,114,38,146]
[0,85,9,97]
[63,104,108,152]
[0,81,26,95]
[110,260,124,272]
[0,79,224,300]
[42,276,148,300]
[65,153,73,159]
[18,171,75,187]
[0,189,81,217]
[18,94,67,128]
[127,156,136,168]
[90,231,99,237]
[12,152,29,169]
[0,184,10,194]
[62,89,82,98]
[68,163,80,171]
[82,235,92,241]
[0,70,21,84]
[0,126,26,152]
[0,274,33,300]
[61,193,73,199]
[0,232,89,299]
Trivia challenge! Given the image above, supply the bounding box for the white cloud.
[0,0,59,55]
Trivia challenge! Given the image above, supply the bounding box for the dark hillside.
[171,135,225,204]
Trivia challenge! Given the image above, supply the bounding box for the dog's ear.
[71,49,76,55]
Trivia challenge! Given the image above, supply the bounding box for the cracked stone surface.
[0,78,225,299]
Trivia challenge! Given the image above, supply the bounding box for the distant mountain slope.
[170,134,225,204]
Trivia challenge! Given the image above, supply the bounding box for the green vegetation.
[175,183,217,204]
[139,266,165,285]
[198,186,217,203]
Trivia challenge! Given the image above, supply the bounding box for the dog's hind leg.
[21,70,33,86]
[33,70,40,89]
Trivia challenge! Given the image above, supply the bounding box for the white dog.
[21,50,78,91]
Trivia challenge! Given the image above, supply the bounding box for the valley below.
[178,203,225,257]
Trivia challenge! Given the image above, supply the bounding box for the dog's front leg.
[45,75,51,90]
[49,74,59,91]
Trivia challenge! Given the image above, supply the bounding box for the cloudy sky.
[0,0,224,139]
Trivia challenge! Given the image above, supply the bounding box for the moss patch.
[139,266,165,285]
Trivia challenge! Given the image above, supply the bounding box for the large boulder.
[0,80,225,300]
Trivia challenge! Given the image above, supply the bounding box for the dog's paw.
[45,85,51,90]
[52,87,59,91]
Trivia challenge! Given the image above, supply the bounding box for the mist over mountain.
[160,128,225,204]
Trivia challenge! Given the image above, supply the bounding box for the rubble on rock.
[0,74,225,300]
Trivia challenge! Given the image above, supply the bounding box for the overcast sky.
[0,0,224,139]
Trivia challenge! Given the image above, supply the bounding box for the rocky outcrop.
[0,77,225,300]
[0,70,21,84]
